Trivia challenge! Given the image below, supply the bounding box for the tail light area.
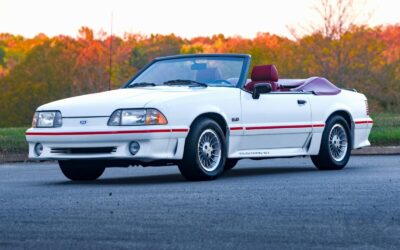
[365,100,369,116]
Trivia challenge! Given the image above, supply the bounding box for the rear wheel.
[311,116,351,170]
[59,160,105,181]
[178,118,226,181]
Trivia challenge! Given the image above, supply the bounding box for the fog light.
[129,141,140,155]
[34,143,43,156]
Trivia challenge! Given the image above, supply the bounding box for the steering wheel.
[211,79,232,85]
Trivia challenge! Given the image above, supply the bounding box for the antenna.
[108,12,113,91]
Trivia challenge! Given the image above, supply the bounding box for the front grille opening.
[51,147,117,154]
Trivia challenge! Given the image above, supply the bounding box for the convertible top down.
[26,54,373,181]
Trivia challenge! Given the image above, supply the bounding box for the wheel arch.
[324,110,355,148]
[189,112,228,137]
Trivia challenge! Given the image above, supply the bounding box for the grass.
[0,127,28,153]
[0,113,399,154]
[369,113,400,146]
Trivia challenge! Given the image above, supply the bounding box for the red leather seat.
[244,65,279,92]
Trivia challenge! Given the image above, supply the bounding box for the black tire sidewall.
[181,118,226,179]
[321,116,352,168]
[59,160,105,181]
[224,158,239,170]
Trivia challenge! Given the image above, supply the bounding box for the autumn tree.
[130,34,182,69]
[71,27,108,93]
[0,37,77,126]
[0,23,399,126]
[312,0,364,39]
[0,46,5,66]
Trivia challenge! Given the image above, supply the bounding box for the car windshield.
[127,56,246,88]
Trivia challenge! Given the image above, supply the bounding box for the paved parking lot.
[0,156,399,249]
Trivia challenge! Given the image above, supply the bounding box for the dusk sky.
[1,0,399,38]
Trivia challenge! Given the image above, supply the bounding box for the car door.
[240,91,312,150]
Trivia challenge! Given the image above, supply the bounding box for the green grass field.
[0,113,399,154]
[369,113,400,146]
[0,127,28,153]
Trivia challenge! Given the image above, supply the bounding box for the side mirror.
[252,83,272,99]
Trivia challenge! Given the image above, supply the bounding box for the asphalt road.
[0,156,399,250]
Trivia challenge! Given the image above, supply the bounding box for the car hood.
[37,87,213,117]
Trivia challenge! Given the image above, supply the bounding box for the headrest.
[251,65,279,82]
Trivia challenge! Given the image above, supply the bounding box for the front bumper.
[26,126,189,161]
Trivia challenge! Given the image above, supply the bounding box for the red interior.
[244,64,341,95]
[293,77,341,95]
[244,65,279,92]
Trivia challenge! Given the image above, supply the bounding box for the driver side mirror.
[252,83,272,99]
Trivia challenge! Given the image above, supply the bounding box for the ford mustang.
[26,54,373,181]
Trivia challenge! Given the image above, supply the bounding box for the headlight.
[32,111,62,128]
[108,109,167,126]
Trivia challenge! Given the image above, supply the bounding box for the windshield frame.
[123,54,251,89]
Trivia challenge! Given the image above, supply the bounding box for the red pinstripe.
[355,120,373,124]
[229,124,325,131]
[26,128,189,136]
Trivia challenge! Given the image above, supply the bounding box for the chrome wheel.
[328,124,348,162]
[197,129,222,172]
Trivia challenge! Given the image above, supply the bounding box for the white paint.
[25,73,372,161]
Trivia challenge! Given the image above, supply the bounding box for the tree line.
[0,24,399,127]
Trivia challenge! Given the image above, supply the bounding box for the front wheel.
[59,160,105,181]
[311,116,352,170]
[224,159,239,171]
[178,118,226,181]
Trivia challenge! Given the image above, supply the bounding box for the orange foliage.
[0,25,399,126]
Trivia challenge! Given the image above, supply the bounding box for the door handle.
[297,100,307,105]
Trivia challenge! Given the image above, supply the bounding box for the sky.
[0,0,399,39]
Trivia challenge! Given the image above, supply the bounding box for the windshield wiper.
[163,79,208,87]
[127,82,157,88]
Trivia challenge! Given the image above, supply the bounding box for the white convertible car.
[26,54,373,181]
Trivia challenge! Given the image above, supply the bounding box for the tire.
[224,159,239,171]
[59,160,105,181]
[311,116,352,170]
[178,118,226,181]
